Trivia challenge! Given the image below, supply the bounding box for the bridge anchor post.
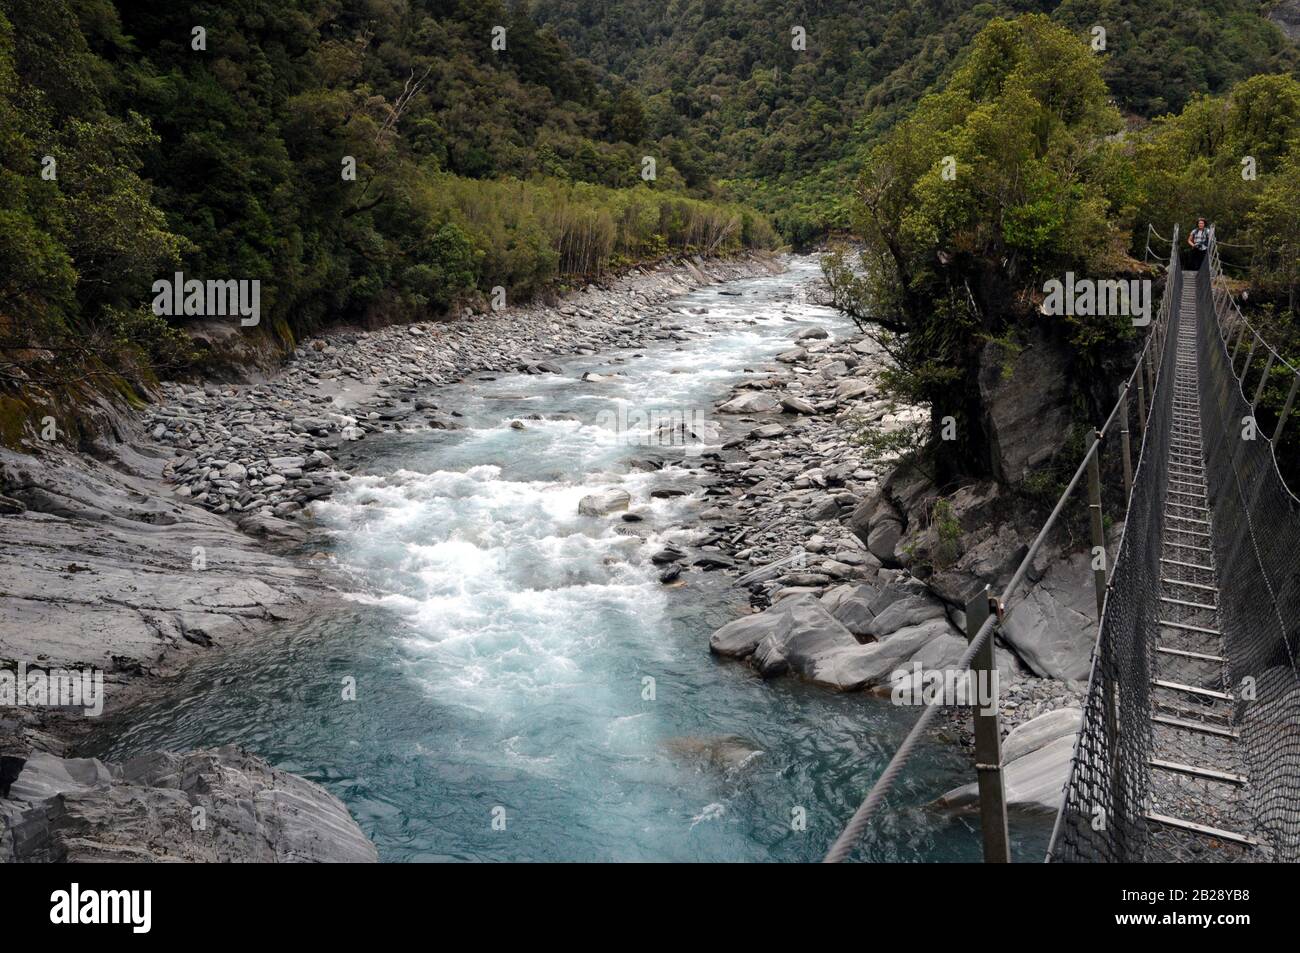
[1135,369,1147,436]
[1119,384,1133,502]
[1274,375,1300,444]
[1086,432,1107,622]
[965,588,1010,863]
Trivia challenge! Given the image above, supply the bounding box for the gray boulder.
[845,498,874,546]
[835,379,873,400]
[909,632,970,670]
[718,392,780,414]
[806,497,841,521]
[663,736,763,774]
[807,620,950,691]
[869,582,911,612]
[794,327,829,341]
[819,583,881,637]
[867,516,903,564]
[931,708,1082,814]
[0,746,378,862]
[1002,706,1084,763]
[1000,550,1097,679]
[750,594,860,678]
[577,489,631,516]
[709,605,794,658]
[867,592,948,639]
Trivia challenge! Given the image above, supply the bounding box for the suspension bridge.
[824,227,1300,864]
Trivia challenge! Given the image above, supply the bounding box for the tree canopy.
[0,0,777,411]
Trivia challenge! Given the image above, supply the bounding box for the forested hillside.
[531,0,1297,241]
[821,12,1300,484]
[0,0,775,417]
[3,0,1298,447]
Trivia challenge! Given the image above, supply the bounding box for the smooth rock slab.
[750,594,860,678]
[1000,550,1096,679]
[577,489,631,516]
[0,746,378,862]
[806,497,841,521]
[820,583,881,637]
[866,516,903,564]
[931,708,1082,814]
[867,592,948,639]
[710,608,792,658]
[717,392,780,414]
[806,620,950,691]
[835,379,873,400]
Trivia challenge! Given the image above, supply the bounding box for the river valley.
[76,258,1054,862]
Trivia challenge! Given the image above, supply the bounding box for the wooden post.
[1135,369,1147,437]
[1274,375,1300,445]
[1119,384,1134,503]
[1087,432,1107,622]
[1252,352,1276,416]
[965,588,1010,864]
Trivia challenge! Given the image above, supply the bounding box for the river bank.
[681,277,1087,741]
[1,251,1087,860]
[0,251,793,860]
[1,252,785,741]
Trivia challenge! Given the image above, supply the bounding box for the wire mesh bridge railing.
[824,226,1300,864]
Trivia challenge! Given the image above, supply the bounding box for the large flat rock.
[808,618,957,691]
[931,707,1082,815]
[750,594,860,678]
[1000,550,1097,679]
[0,447,322,678]
[0,746,377,862]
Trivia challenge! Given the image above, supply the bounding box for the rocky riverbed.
[0,252,789,860]
[142,255,784,531]
[1,250,1100,858]
[657,267,1090,751]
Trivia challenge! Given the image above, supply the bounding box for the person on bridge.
[1185,217,1210,269]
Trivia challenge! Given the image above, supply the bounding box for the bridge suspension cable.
[823,227,1182,863]
[825,226,1300,864]
[1051,228,1300,862]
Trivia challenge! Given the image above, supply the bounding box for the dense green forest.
[0,0,775,414]
[3,0,1300,456]
[822,12,1300,482]
[531,0,1298,242]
